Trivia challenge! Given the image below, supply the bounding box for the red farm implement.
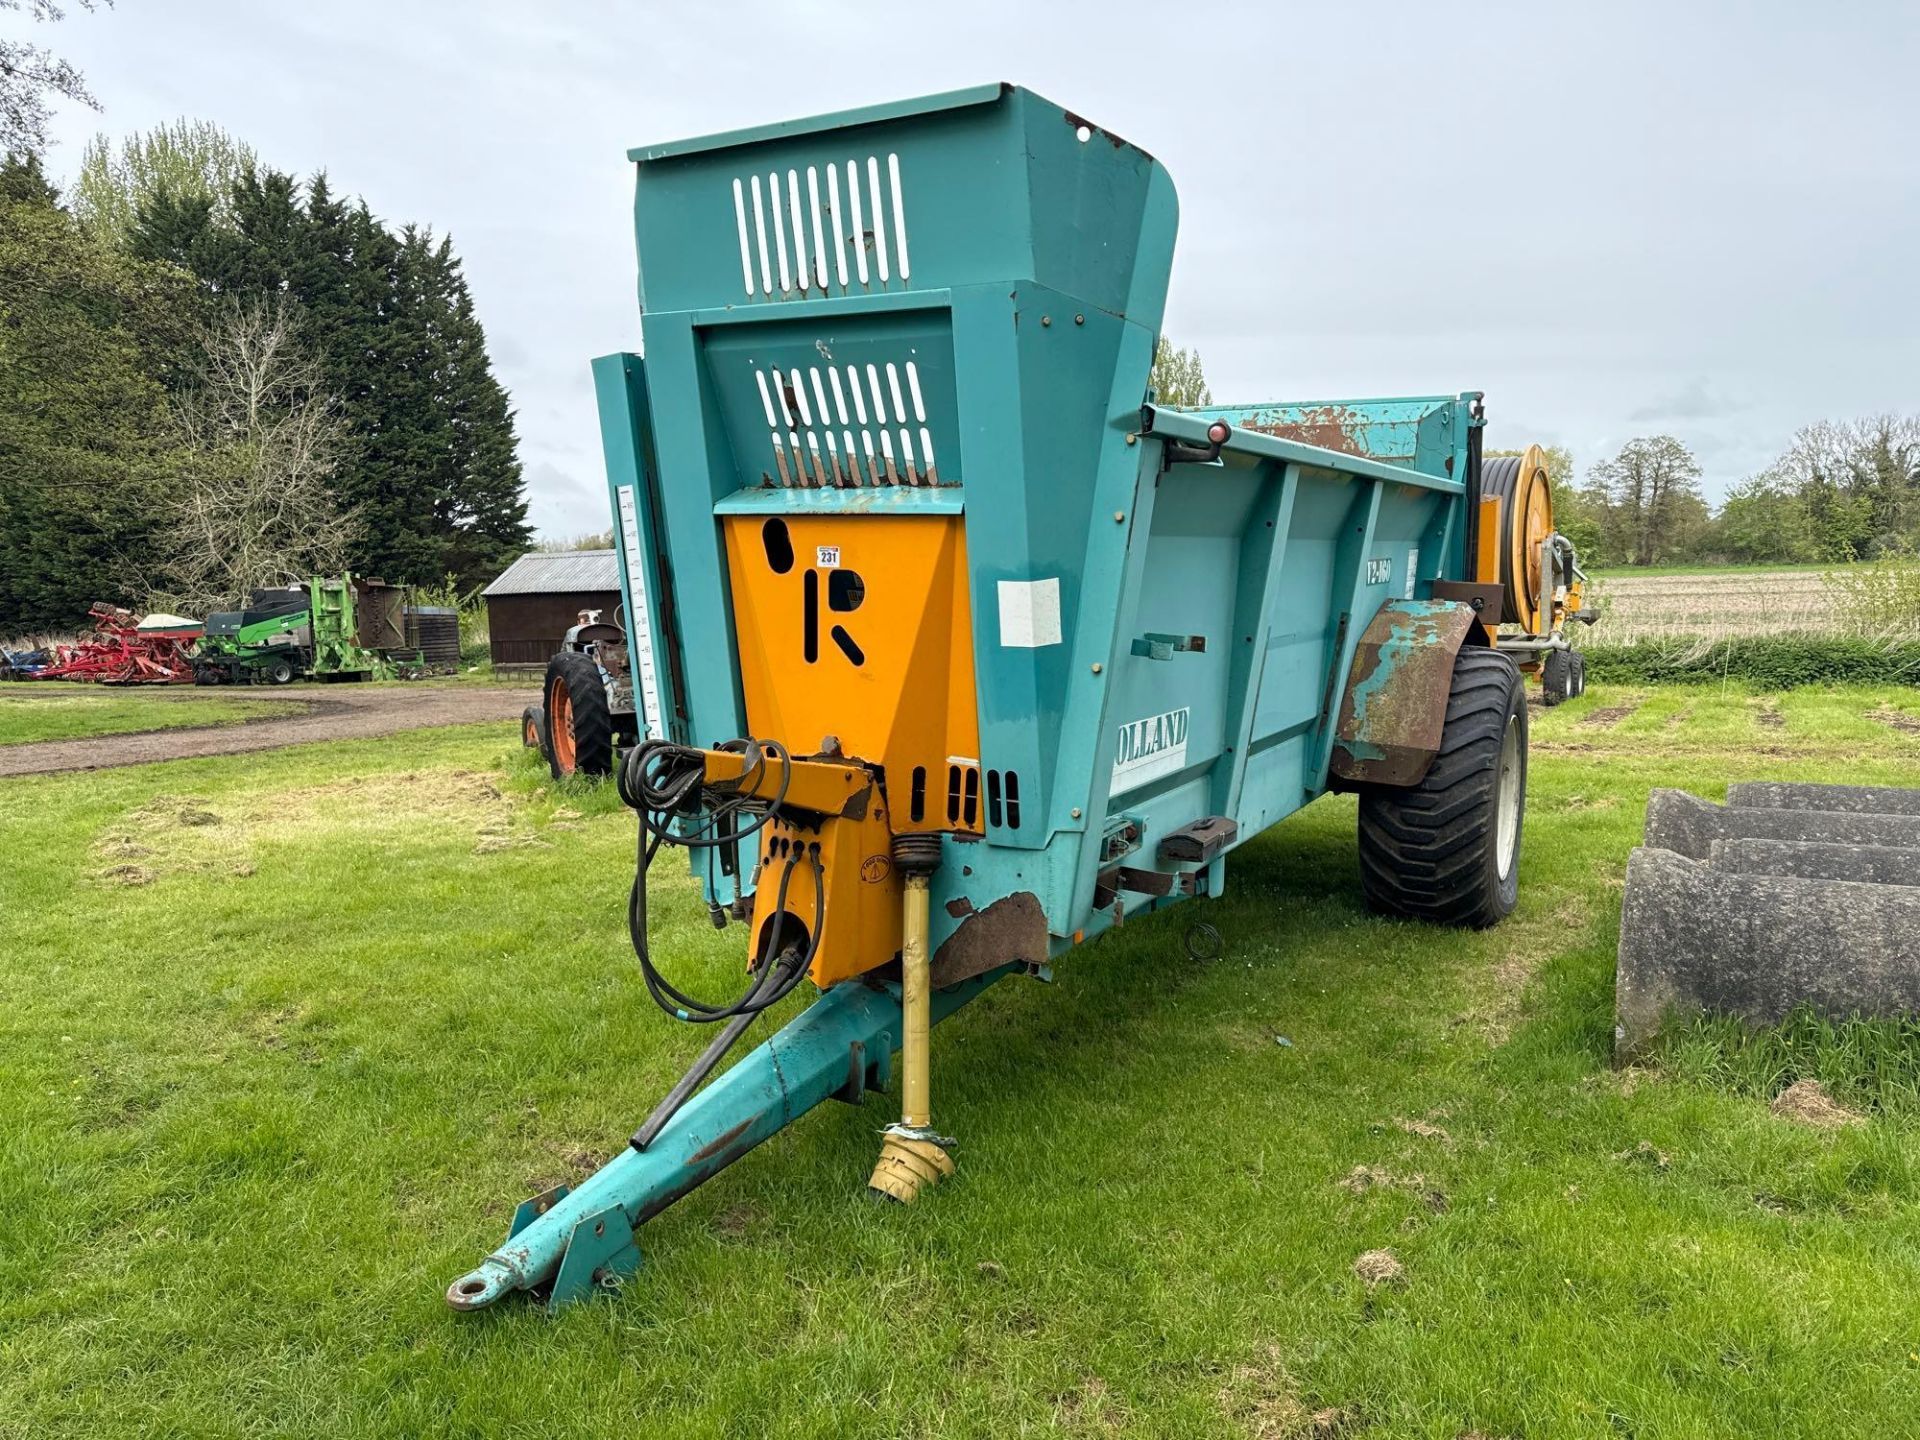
[39,605,201,685]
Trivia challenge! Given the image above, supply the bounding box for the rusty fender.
[1329,600,1484,789]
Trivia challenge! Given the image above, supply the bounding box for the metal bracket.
[547,1203,642,1313]
[829,1037,888,1105]
[509,1184,570,1240]
[1099,813,1144,865]
[1130,632,1207,661]
[1140,406,1231,468]
[1157,815,1237,865]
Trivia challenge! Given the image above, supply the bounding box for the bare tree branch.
[149,296,360,614]
[0,0,105,157]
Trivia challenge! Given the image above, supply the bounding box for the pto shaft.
[868,835,953,1203]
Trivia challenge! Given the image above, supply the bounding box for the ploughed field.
[1588,568,1843,644]
[5,686,1920,1438]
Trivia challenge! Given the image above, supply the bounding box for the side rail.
[1064,405,1477,934]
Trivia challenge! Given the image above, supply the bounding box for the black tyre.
[1569,651,1587,698]
[1357,648,1527,929]
[543,651,613,779]
[520,703,549,756]
[265,657,296,685]
[1541,648,1571,706]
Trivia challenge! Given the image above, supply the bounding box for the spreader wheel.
[1541,649,1572,706]
[1569,651,1587,697]
[543,651,614,780]
[1357,648,1527,929]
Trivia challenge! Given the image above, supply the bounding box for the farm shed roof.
[483,550,621,598]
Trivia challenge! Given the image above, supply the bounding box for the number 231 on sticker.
[816,545,841,568]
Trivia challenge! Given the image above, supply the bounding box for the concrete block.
[1727,781,1920,816]
[1644,789,1920,860]
[1616,846,1920,1057]
[1709,838,1920,887]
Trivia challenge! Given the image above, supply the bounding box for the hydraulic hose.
[617,737,823,1025]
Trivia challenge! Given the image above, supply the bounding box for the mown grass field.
[0,685,287,746]
[4,686,1920,1438]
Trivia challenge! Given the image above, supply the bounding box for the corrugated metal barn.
[483,550,623,675]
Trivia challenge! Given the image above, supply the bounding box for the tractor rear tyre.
[1541,649,1572,706]
[520,703,549,757]
[543,651,613,780]
[265,657,296,685]
[1357,647,1527,929]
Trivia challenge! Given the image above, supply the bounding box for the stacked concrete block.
[1614,786,1920,1057]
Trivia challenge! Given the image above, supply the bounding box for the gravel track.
[0,685,532,778]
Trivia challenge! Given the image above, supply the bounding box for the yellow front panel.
[722,513,981,834]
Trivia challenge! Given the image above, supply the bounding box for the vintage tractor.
[449,84,1556,1314]
[521,609,645,780]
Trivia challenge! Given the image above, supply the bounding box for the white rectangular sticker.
[1110,707,1190,795]
[997,577,1062,648]
[1365,557,1391,586]
[816,545,841,568]
[1404,547,1419,599]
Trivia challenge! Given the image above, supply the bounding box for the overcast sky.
[22,1,1920,535]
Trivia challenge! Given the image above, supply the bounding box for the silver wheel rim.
[1495,714,1522,880]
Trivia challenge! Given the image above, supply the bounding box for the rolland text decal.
[1110,707,1190,794]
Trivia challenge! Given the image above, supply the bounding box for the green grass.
[1581,638,1920,689]
[0,686,289,745]
[3,691,1919,1437]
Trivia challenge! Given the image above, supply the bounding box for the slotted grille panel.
[751,358,942,487]
[731,154,912,301]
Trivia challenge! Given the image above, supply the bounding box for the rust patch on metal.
[945,896,975,919]
[1238,405,1372,459]
[1062,110,1135,151]
[690,1119,753,1165]
[930,890,1048,987]
[1330,601,1478,788]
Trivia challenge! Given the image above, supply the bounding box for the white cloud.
[31,0,1920,525]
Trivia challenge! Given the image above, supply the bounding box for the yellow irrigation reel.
[1476,444,1593,702]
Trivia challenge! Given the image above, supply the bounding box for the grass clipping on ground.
[9,691,1920,1438]
[90,769,552,885]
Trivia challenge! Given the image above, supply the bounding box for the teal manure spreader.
[449,84,1567,1314]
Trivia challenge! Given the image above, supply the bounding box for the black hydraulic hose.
[619,737,825,1025]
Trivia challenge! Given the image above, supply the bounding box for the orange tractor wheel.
[541,651,615,780]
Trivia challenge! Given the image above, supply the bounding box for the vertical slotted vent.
[910,766,926,824]
[731,154,911,300]
[754,360,940,487]
[963,767,978,829]
[946,765,961,825]
[986,770,1003,829]
[1004,770,1021,830]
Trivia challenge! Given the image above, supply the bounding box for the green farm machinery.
[193,575,399,685]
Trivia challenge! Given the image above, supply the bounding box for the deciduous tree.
[0,153,192,630]
[0,0,99,158]
[1588,436,1706,568]
[1150,337,1211,408]
[150,297,355,612]
[72,118,257,244]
